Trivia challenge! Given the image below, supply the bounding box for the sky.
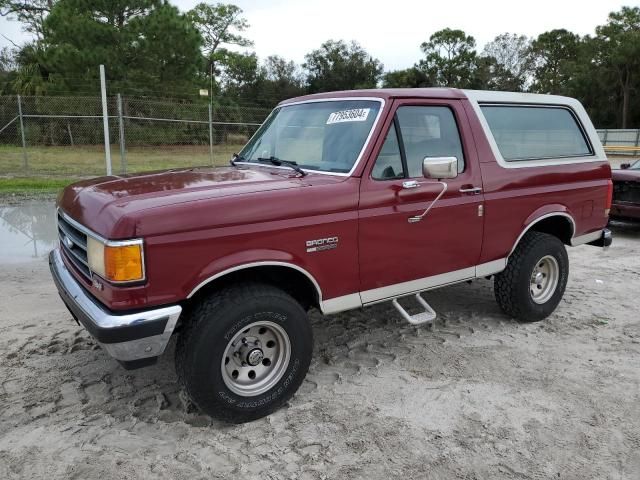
[0,0,633,71]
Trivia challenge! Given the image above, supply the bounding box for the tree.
[481,33,533,91]
[0,47,15,72]
[595,6,640,128]
[0,0,56,38]
[529,29,581,94]
[188,2,252,56]
[262,56,302,84]
[0,46,17,93]
[188,2,253,92]
[418,28,477,88]
[11,42,50,94]
[217,54,306,105]
[215,49,258,94]
[257,55,305,101]
[382,67,432,88]
[303,40,383,93]
[566,36,619,128]
[470,56,518,91]
[37,0,202,94]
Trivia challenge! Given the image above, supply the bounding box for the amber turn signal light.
[104,244,144,282]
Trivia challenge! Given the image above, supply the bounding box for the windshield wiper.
[256,156,306,177]
[230,153,245,167]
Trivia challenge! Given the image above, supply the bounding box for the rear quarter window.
[480,105,592,161]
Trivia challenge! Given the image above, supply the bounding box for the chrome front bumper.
[49,249,182,368]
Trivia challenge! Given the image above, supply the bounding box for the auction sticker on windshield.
[326,108,370,124]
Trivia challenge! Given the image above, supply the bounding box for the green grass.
[0,144,244,193]
[0,144,243,177]
[0,177,79,195]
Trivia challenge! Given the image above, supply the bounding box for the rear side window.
[480,105,592,161]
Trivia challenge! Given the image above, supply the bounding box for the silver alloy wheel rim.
[530,255,559,304]
[221,321,291,397]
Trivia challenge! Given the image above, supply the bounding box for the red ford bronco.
[50,88,613,422]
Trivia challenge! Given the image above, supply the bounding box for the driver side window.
[371,123,405,180]
[397,106,465,178]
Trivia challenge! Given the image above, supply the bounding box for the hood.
[612,168,640,182]
[58,166,322,238]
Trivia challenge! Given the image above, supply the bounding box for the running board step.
[392,293,437,325]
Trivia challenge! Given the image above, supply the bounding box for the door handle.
[459,186,482,195]
[403,180,420,189]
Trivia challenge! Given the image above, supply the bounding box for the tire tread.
[176,282,311,423]
[494,231,568,322]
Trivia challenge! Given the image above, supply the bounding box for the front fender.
[184,249,323,301]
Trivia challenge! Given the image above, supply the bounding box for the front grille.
[57,211,91,279]
[613,181,640,204]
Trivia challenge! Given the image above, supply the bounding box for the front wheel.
[494,231,569,322]
[176,283,313,423]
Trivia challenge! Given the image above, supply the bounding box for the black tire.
[494,231,569,322]
[176,283,313,423]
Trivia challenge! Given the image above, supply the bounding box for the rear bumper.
[586,228,613,249]
[49,248,182,369]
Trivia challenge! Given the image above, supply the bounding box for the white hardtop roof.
[462,90,582,108]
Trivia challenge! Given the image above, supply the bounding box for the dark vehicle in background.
[611,160,640,221]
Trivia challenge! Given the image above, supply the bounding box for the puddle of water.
[0,201,57,264]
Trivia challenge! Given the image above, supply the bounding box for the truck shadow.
[33,275,570,428]
[35,278,507,427]
[608,219,640,239]
[305,278,514,388]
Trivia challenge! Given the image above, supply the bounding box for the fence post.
[66,123,74,146]
[99,65,112,175]
[635,129,640,149]
[208,103,214,166]
[16,95,28,171]
[117,93,127,174]
[602,129,608,145]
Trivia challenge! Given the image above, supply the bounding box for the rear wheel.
[494,231,569,322]
[176,283,313,423]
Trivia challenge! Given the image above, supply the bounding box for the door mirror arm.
[408,181,448,223]
[406,157,457,223]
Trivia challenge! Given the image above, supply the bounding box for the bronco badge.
[306,236,338,253]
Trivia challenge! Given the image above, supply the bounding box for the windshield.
[238,99,381,174]
[630,160,640,170]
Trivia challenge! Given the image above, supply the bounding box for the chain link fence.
[0,94,273,177]
[3,95,637,178]
[597,129,640,157]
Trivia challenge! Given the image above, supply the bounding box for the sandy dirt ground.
[0,209,639,479]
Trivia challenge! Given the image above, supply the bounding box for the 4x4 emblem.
[306,237,338,253]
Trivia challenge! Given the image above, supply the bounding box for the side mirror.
[621,163,631,169]
[423,156,458,179]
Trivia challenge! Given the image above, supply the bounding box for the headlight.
[87,237,105,277]
[87,237,145,283]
